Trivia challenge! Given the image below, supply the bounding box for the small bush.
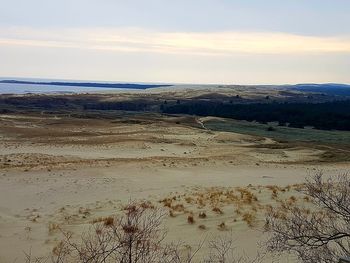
[218,222,227,230]
[169,210,176,217]
[199,211,207,218]
[187,215,195,224]
[48,222,60,234]
[242,212,256,227]
[198,224,206,230]
[172,204,185,212]
[212,207,223,214]
[104,216,114,226]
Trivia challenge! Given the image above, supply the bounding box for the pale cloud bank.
[1,26,349,84]
[1,27,350,56]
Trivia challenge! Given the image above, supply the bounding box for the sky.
[0,0,350,84]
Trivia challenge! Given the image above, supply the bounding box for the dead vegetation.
[25,202,263,263]
[198,224,206,230]
[242,212,257,227]
[265,172,350,262]
[198,211,207,218]
[159,185,278,228]
[48,222,60,234]
[187,215,195,224]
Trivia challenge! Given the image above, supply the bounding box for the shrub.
[242,212,256,227]
[199,211,207,218]
[218,222,227,231]
[187,215,195,224]
[212,207,224,214]
[198,224,206,230]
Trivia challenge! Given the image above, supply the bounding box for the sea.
[0,82,127,94]
[0,77,162,94]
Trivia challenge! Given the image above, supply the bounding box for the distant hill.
[0,80,172,90]
[291,83,350,96]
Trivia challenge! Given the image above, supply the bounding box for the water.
[0,83,131,94]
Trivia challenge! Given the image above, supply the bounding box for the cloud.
[1,27,350,56]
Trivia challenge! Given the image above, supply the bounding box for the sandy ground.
[0,113,349,262]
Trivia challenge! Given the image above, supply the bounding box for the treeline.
[83,100,154,111]
[2,94,350,131]
[2,96,72,109]
[293,83,350,96]
[1,97,154,111]
[162,100,350,131]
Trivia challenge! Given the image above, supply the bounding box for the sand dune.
[0,112,349,262]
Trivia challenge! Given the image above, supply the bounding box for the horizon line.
[1,76,350,87]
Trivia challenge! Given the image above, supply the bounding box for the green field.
[203,118,350,146]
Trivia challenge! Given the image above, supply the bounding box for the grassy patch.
[319,150,350,162]
[203,118,350,146]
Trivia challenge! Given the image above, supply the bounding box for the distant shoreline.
[0,80,172,90]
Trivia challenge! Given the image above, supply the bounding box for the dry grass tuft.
[218,222,227,230]
[289,196,297,203]
[78,207,91,216]
[169,210,176,217]
[92,216,115,226]
[160,198,173,208]
[140,201,155,209]
[242,212,256,227]
[212,207,224,214]
[187,215,195,224]
[198,224,206,230]
[48,222,60,234]
[237,187,258,204]
[272,189,278,199]
[172,204,185,212]
[185,196,193,204]
[198,211,207,218]
[303,196,311,202]
[103,216,114,226]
